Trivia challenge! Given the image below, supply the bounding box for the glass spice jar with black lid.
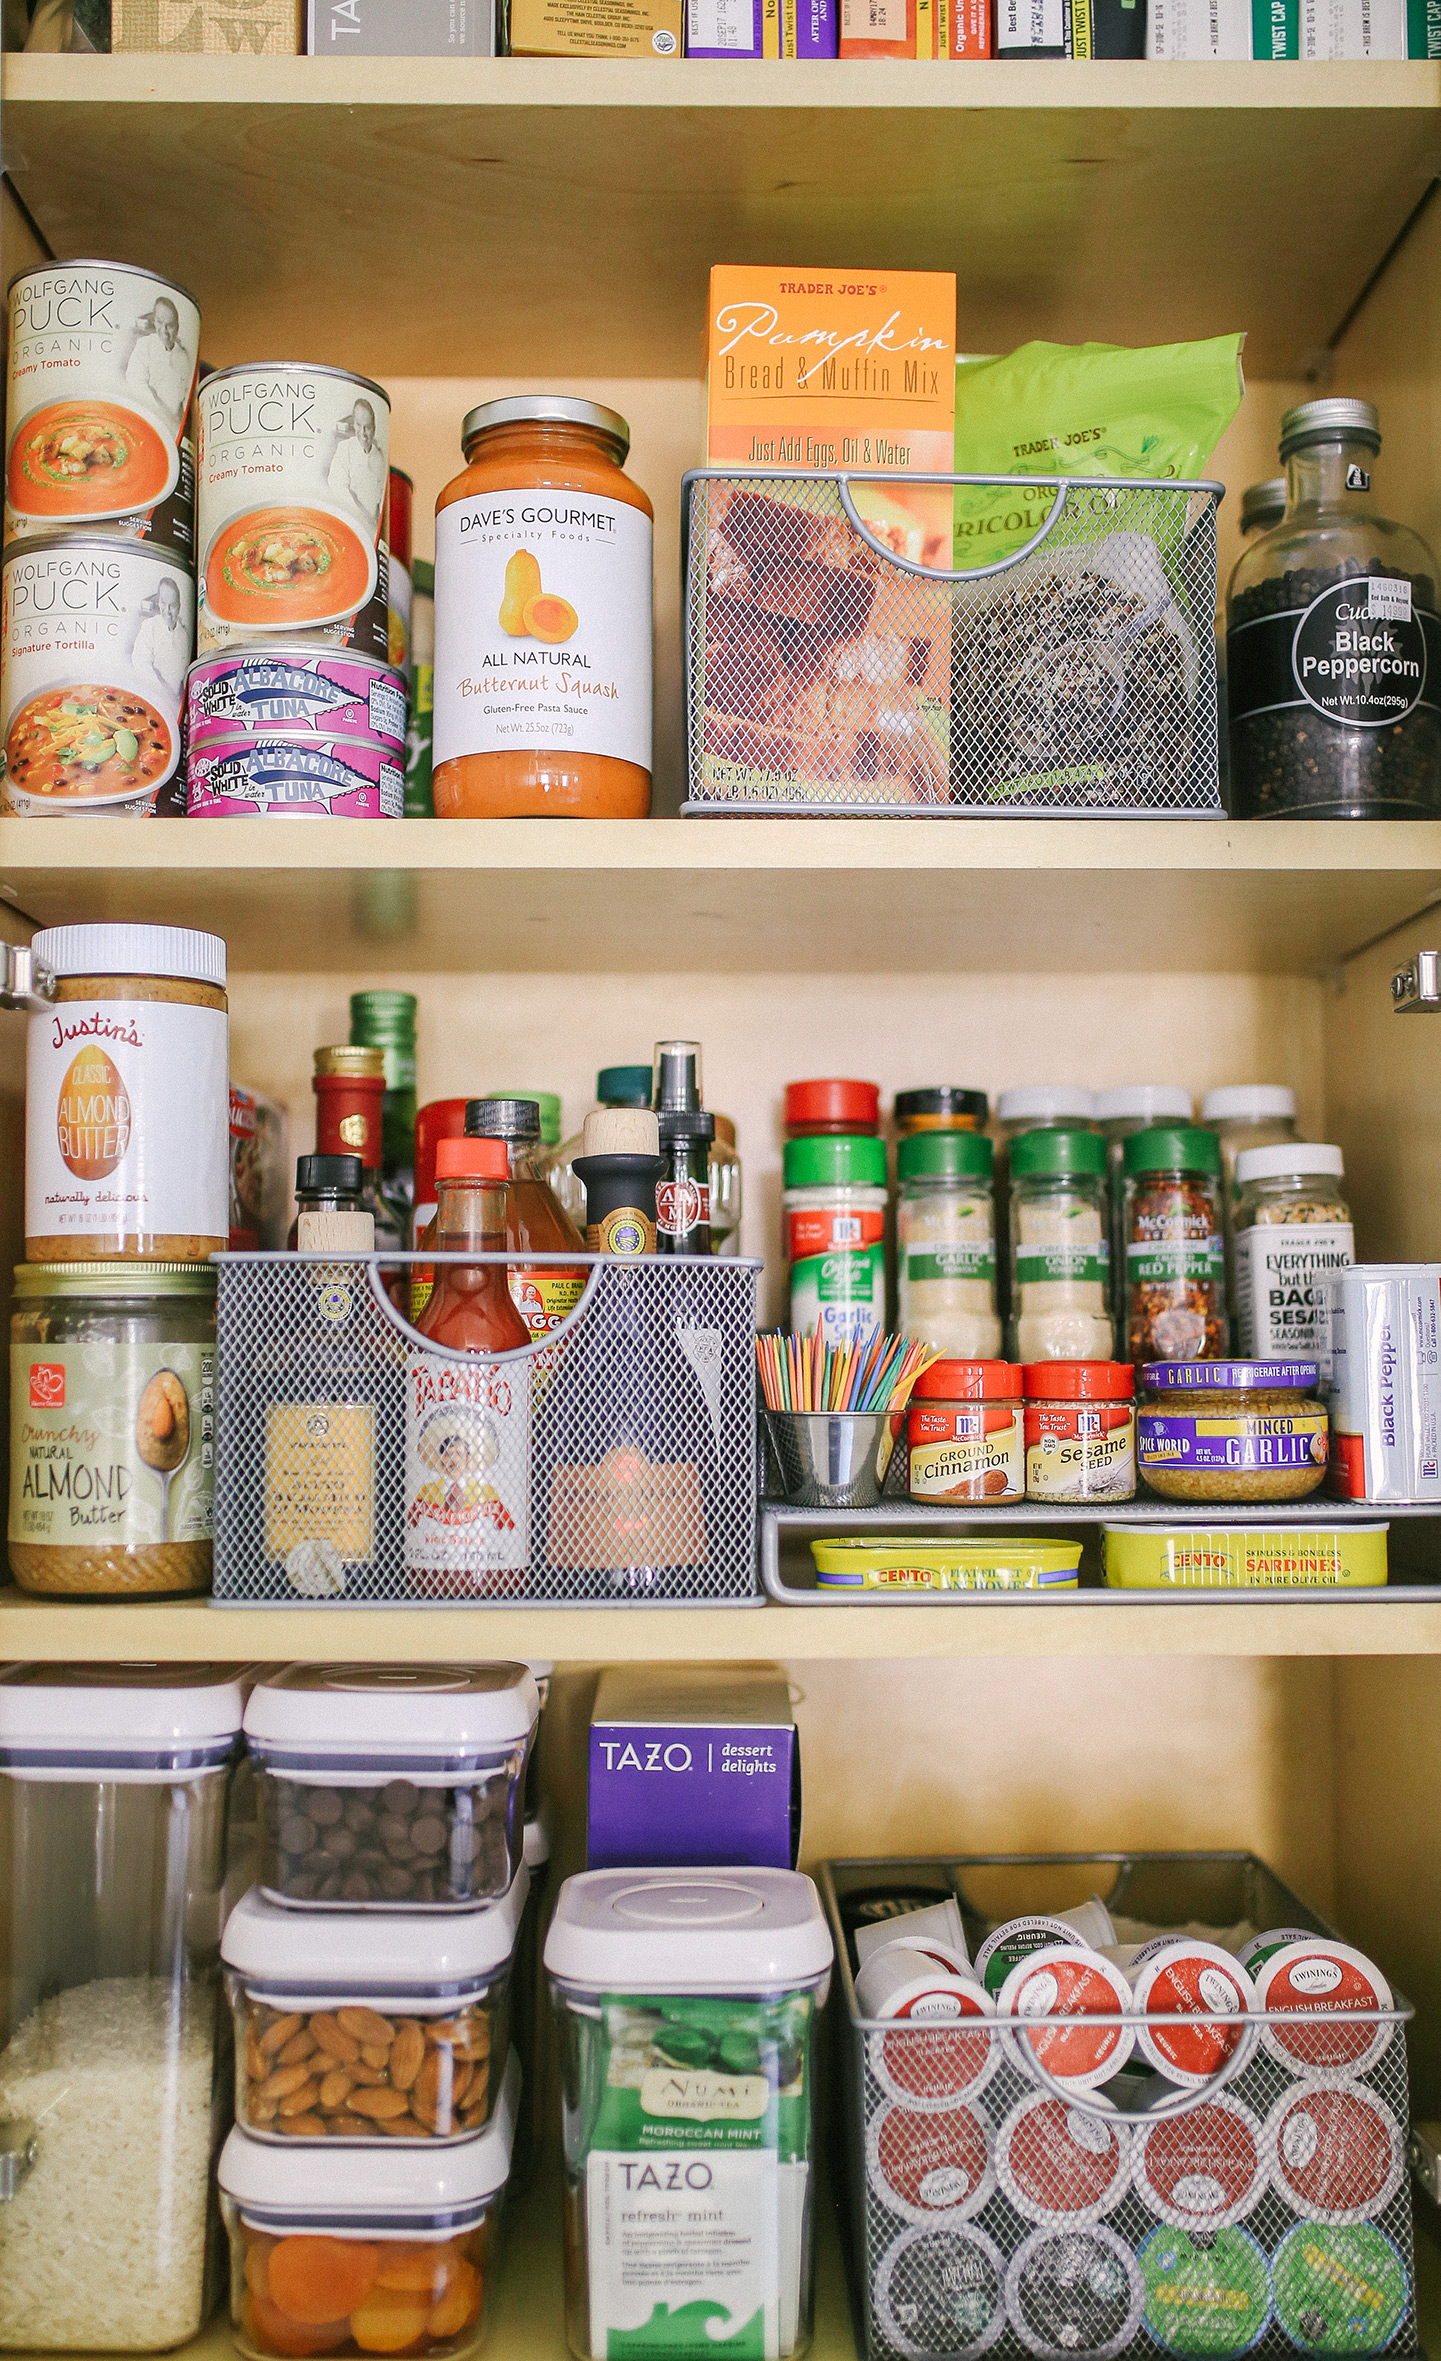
[1227,398,1441,819]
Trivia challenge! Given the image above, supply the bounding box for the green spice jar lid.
[897,1131,994,1182]
[784,1134,887,1189]
[1123,1125,1222,1179]
[13,1262,217,1298]
[1009,1126,1106,1179]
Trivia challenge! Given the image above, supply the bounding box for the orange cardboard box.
[838,0,990,53]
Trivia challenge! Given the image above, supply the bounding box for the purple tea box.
[686,0,837,55]
[588,1669,801,1871]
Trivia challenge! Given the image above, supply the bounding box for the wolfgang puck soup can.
[186,648,406,753]
[6,260,199,556]
[2,535,192,816]
[196,364,390,660]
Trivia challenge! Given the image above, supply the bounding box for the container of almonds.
[221,1872,528,2142]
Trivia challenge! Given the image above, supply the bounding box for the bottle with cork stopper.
[573,1109,663,1256]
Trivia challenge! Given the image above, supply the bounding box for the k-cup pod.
[975,1905,1108,1999]
[1234,1925,1314,1977]
[875,2221,1007,2361]
[1000,1946,1135,2093]
[855,1949,988,2022]
[1101,1943,1148,1975]
[1272,2220,1410,2355]
[1265,2083,1405,2226]
[856,1896,970,1973]
[1139,2224,1273,2357]
[867,1977,998,2112]
[1005,2222,1144,2361]
[1251,1940,1393,2080]
[995,2091,1131,2227]
[866,2097,995,2225]
[1129,1940,1258,2088]
[1134,2094,1267,2230]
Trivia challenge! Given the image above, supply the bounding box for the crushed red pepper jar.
[1122,1126,1228,1363]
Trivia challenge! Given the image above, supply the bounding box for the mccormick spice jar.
[908,1358,1023,1502]
[783,1134,888,1351]
[1233,1143,1353,1383]
[1007,1127,1113,1362]
[1137,1360,1328,1503]
[785,1078,881,1138]
[1123,1125,1227,1363]
[1023,1361,1136,1503]
[896,1131,1000,1359]
[25,923,228,1262]
[433,397,653,819]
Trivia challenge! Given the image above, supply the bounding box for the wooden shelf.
[4,56,1440,378]
[2,816,1441,974]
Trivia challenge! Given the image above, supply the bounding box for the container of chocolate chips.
[243,1663,537,1911]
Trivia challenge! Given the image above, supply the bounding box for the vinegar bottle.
[414,1138,529,1355]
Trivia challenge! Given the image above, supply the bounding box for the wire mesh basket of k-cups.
[820,1851,1418,2361]
[680,473,1224,816]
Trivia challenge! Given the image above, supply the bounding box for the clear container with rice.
[0,1662,243,2352]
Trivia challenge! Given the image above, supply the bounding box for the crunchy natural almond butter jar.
[25,922,229,1261]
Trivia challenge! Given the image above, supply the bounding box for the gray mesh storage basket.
[822,1854,1417,2361]
[213,1252,761,1606]
[682,472,1223,816]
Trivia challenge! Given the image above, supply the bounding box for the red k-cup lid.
[996,2092,1130,2226]
[1252,1941,1392,2078]
[1022,1362,1135,1400]
[868,2100,995,2224]
[785,1077,881,1131]
[1265,2083,1404,2225]
[1130,1941,1257,2088]
[913,1359,1024,1402]
[999,1947,1135,2091]
[1135,2094,1266,2230]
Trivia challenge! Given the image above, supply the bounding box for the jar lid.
[1009,1126,1106,1179]
[296,1155,364,1197]
[436,1137,508,1180]
[912,1358,1022,1401]
[1200,1085,1296,1124]
[995,1086,1096,1126]
[349,989,417,1040]
[315,1044,385,1079]
[545,1868,833,1995]
[486,1090,562,1144]
[219,2051,520,2222]
[1093,1086,1193,1125]
[1141,1360,1319,1392]
[12,1261,217,1299]
[1122,1125,1221,1178]
[0,1662,243,1774]
[783,1134,887,1189]
[30,923,226,988]
[897,1131,993,1182]
[894,1087,989,1124]
[461,395,630,463]
[1280,397,1380,458]
[785,1078,880,1130]
[466,1096,541,1142]
[222,1867,530,1992]
[524,1811,551,1871]
[1022,1361,1135,1400]
[1241,477,1287,533]
[1234,1142,1345,1185]
[597,1064,653,1106]
[244,1663,539,1766]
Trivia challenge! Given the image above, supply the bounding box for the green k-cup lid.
[898,1130,994,1183]
[1141,2226,1272,2357]
[1123,1125,1222,1179]
[1272,2222,1408,2355]
[1009,1126,1107,1179]
[784,1134,887,1190]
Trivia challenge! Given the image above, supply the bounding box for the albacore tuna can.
[186,648,406,753]
[1,534,193,816]
[185,729,403,818]
[196,363,390,660]
[6,260,199,557]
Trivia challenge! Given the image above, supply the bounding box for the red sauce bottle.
[414,1138,529,1355]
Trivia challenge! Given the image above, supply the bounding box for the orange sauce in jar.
[433,398,653,818]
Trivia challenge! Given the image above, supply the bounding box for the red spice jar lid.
[784,1078,881,1133]
[1022,1361,1135,1400]
[912,1359,1023,1402]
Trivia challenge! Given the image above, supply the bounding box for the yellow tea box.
[112,0,304,46]
[505,0,682,52]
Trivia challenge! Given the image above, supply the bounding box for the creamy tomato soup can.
[195,362,391,661]
[186,647,406,752]
[6,259,200,556]
[1,534,193,816]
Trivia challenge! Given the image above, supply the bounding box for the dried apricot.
[374,2245,453,2297]
[426,2259,482,2339]
[270,2235,380,2324]
[244,2292,351,2357]
[245,2234,277,2300]
[349,2288,432,2353]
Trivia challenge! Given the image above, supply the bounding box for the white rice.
[0,1977,217,2348]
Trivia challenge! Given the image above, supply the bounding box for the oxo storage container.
[545,1867,834,2361]
[0,1662,243,2352]
[223,1867,529,2142]
[219,2050,519,2361]
[244,1663,538,1910]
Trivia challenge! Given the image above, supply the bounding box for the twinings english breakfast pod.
[867,1977,998,2112]
[866,2099,994,2225]
[995,2092,1130,2227]
[999,1947,1135,2092]
[1251,1940,1392,2079]
[1134,2094,1267,2231]
[1265,2084,1405,2225]
[1128,1938,1257,2088]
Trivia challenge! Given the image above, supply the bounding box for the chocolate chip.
[411,1815,447,1856]
[279,1814,317,1855]
[381,1780,420,1815]
[307,1788,344,1827]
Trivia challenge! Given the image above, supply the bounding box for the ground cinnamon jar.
[432,397,653,818]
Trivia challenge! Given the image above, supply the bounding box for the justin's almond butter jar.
[25,922,229,1261]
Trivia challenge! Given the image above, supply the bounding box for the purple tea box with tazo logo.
[588,1668,801,1872]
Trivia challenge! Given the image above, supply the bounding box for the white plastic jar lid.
[545,1867,833,1995]
[524,1813,551,1871]
[1093,1086,1193,1125]
[0,1662,244,1778]
[1200,1085,1296,1123]
[30,924,227,989]
[1234,1142,1345,1186]
[996,1086,1095,1125]
[245,1663,539,1768]
[223,1864,529,1995]
[219,2049,520,2224]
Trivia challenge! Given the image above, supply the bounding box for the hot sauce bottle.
[464,1096,587,1340]
[413,1139,529,1355]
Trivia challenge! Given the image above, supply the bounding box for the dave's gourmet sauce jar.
[433,397,653,818]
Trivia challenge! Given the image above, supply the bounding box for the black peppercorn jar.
[1227,398,1441,819]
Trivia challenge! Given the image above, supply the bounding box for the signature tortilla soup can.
[196,362,391,660]
[2,535,193,816]
[6,259,200,559]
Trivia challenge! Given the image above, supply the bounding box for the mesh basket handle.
[836,471,1070,582]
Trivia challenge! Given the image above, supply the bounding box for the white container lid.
[0,1662,244,1777]
[1234,1142,1345,1185]
[1094,1086,1193,1125]
[244,1663,538,1769]
[223,1864,530,1995]
[1200,1085,1296,1123]
[996,1086,1095,1125]
[220,2048,519,2224]
[31,924,227,989]
[545,1868,833,1995]
[524,1812,551,1871]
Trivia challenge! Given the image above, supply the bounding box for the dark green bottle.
[349,990,417,1235]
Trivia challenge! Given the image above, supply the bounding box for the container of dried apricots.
[222,1872,528,2143]
[219,2050,519,2361]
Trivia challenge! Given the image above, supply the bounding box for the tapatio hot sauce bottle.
[432,397,653,818]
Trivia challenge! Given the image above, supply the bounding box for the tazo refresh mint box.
[588,1668,801,1871]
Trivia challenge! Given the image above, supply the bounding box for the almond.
[246,2039,269,2083]
[390,2022,426,2092]
[319,2069,355,2112]
[259,2061,315,2104]
[248,2094,280,2126]
[278,2079,322,2118]
[348,2061,387,2087]
[310,2013,361,2066]
[259,2012,304,2057]
[361,2043,392,2072]
[450,2058,473,2107]
[349,2084,411,2122]
[277,2113,327,2138]
[337,2006,394,2048]
[329,2113,374,2138]
[380,2115,430,2137]
[276,2028,318,2068]
[424,2019,463,2047]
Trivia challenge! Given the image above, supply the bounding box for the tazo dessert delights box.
[588,1667,800,1871]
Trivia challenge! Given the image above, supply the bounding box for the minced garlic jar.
[1007,1127,1113,1362]
[896,1130,1000,1359]
[1137,1359,1328,1502]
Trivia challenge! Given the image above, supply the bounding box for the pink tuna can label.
[867,2100,994,2223]
[1130,1940,1257,2087]
[1000,1946,1135,2091]
[186,731,403,818]
[1252,1941,1392,2079]
[1135,2094,1266,2229]
[186,647,406,754]
[1265,2083,1404,2224]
